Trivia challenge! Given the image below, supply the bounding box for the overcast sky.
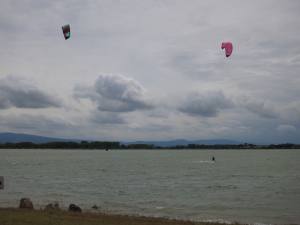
[1,0,300,143]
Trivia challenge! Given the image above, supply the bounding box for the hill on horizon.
[0,132,240,146]
[0,132,77,144]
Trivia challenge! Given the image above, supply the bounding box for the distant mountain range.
[0,132,240,146]
[0,132,77,144]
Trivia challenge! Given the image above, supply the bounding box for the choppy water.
[0,149,299,224]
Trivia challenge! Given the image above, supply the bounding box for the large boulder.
[19,198,34,209]
[68,204,82,213]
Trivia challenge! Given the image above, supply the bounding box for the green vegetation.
[0,208,233,225]
[0,141,299,149]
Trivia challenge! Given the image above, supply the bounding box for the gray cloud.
[239,97,278,119]
[91,111,125,125]
[276,124,297,133]
[0,114,71,132]
[75,74,153,112]
[1,0,300,143]
[0,76,61,109]
[169,52,215,78]
[179,91,234,117]
[279,102,300,126]
[130,123,172,133]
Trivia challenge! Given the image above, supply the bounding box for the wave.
[192,160,215,163]
[206,184,238,190]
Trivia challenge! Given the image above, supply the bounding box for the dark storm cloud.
[74,74,153,112]
[276,124,297,133]
[0,76,61,109]
[179,91,234,117]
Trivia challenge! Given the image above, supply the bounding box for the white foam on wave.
[201,218,233,224]
[202,219,273,225]
[253,223,273,225]
[193,160,215,163]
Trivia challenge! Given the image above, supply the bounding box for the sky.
[1,0,300,143]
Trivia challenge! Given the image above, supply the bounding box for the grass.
[0,208,234,225]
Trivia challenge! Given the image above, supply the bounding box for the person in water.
[212,156,215,161]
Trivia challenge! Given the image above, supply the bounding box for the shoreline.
[0,207,241,225]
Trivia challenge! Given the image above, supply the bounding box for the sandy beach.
[0,207,235,225]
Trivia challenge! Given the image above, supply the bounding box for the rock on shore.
[19,198,34,209]
[68,204,82,213]
[45,202,60,210]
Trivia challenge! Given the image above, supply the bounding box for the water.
[0,149,299,224]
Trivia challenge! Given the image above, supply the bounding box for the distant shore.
[1,141,300,149]
[0,207,240,225]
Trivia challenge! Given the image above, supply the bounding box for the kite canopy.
[221,42,233,57]
[62,24,71,40]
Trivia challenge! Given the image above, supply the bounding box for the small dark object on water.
[68,204,82,213]
[105,148,109,151]
[212,156,215,161]
[92,205,99,209]
[0,176,3,189]
[19,198,34,209]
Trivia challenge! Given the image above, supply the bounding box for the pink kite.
[221,42,233,57]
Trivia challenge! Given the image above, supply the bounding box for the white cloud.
[74,74,153,112]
